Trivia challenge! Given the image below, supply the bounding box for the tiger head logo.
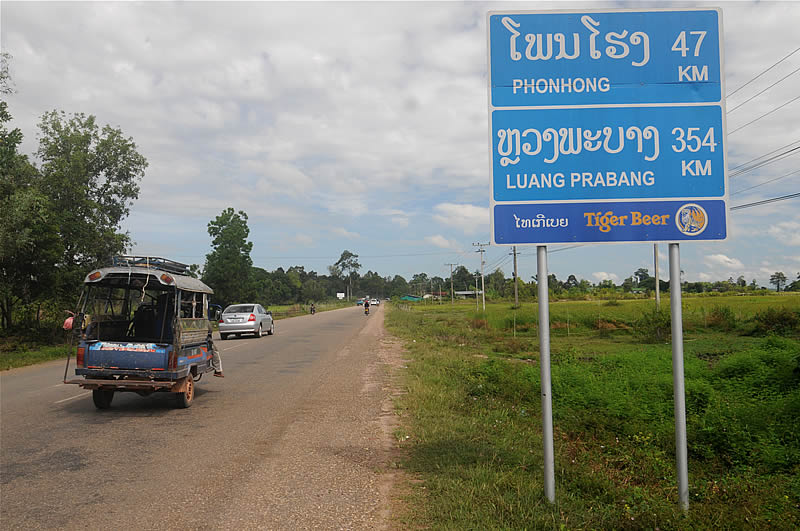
[675,204,708,236]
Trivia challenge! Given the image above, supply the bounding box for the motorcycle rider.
[310,303,316,314]
[364,298,370,315]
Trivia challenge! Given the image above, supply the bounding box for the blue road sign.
[488,8,727,245]
[489,10,722,107]
[492,105,725,202]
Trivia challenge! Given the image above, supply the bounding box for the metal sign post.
[537,246,555,503]
[669,243,689,510]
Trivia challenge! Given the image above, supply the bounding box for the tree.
[634,268,650,285]
[769,272,787,292]
[202,208,253,307]
[36,110,147,279]
[786,273,800,292]
[621,276,635,292]
[452,266,473,292]
[0,96,60,328]
[486,268,506,296]
[334,250,361,300]
[0,52,13,95]
[564,274,579,290]
[388,275,408,298]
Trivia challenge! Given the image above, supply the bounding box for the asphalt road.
[1,304,397,530]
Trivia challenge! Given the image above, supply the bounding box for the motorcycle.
[364,306,370,315]
[310,305,316,315]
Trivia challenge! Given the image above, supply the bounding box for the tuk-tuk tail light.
[76,347,85,367]
[160,273,174,284]
[87,271,102,281]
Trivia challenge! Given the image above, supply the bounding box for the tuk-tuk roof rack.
[111,255,191,276]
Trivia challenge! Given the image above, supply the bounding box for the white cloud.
[698,272,713,281]
[294,234,313,246]
[390,216,409,228]
[592,271,619,282]
[767,221,800,246]
[703,254,744,270]
[425,235,460,250]
[330,227,359,239]
[432,203,488,235]
[378,208,410,228]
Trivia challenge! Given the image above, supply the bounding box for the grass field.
[386,295,800,529]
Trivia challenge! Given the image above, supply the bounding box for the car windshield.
[225,304,254,314]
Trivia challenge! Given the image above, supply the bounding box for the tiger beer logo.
[675,204,708,236]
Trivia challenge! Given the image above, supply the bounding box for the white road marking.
[54,391,91,404]
[222,343,246,351]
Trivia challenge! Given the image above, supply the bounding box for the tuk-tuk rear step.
[64,379,177,390]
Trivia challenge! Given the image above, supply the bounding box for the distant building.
[454,290,482,297]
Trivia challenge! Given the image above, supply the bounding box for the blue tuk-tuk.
[64,256,219,409]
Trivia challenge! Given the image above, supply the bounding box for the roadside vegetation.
[387,295,800,529]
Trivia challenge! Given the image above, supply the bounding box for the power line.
[729,140,800,172]
[727,45,800,98]
[730,192,800,210]
[550,244,587,254]
[729,94,800,135]
[727,66,800,114]
[730,146,800,178]
[731,169,800,196]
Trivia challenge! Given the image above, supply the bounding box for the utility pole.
[474,275,480,311]
[473,242,488,311]
[654,244,661,310]
[445,263,457,305]
[513,246,519,308]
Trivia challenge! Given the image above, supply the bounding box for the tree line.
[198,208,800,310]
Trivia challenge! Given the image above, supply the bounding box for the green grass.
[0,343,73,370]
[387,297,800,529]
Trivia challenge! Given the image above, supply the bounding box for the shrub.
[707,305,737,331]
[470,317,489,330]
[752,307,800,336]
[634,309,671,343]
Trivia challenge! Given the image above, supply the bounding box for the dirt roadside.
[214,305,409,529]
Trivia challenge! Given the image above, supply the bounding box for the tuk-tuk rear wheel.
[92,389,114,409]
[177,375,194,408]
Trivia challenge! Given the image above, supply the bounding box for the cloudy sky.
[3,1,799,287]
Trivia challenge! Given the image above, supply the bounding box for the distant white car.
[219,303,274,339]
[370,298,380,306]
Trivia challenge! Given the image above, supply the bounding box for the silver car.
[219,304,274,339]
